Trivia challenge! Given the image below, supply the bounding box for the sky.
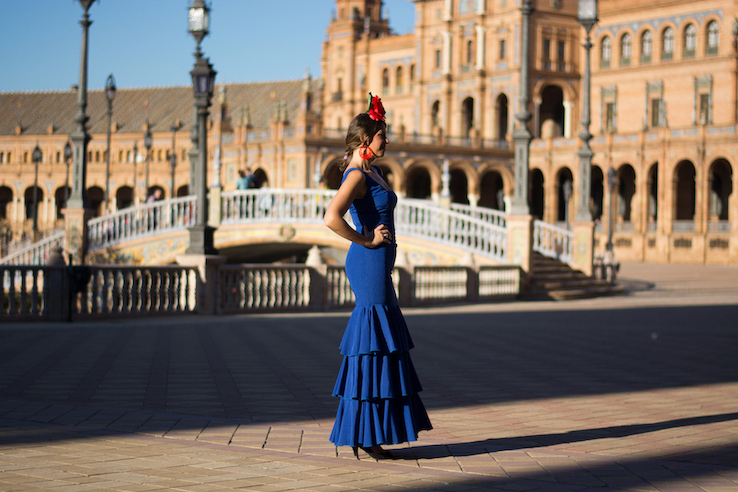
[0,0,416,93]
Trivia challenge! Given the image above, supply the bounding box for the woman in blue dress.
[324,95,432,459]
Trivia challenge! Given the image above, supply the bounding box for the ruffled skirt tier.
[330,303,432,447]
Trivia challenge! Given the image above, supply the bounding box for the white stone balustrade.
[450,202,507,228]
[533,220,574,264]
[1,260,522,321]
[0,232,64,266]
[219,264,313,313]
[396,198,507,263]
[87,196,197,252]
[75,266,198,319]
[1,266,46,319]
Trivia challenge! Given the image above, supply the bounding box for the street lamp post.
[63,141,73,203]
[575,0,598,222]
[144,126,153,200]
[132,141,139,205]
[170,122,181,198]
[606,166,616,252]
[104,74,116,213]
[31,145,43,242]
[510,0,533,215]
[68,0,95,212]
[185,0,218,255]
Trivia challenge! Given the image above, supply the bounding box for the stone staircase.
[524,252,624,300]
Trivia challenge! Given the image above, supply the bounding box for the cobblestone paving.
[1,262,737,491]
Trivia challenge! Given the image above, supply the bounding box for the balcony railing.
[533,220,573,264]
[708,221,731,233]
[672,220,696,232]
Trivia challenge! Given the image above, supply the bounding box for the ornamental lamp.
[191,58,216,99]
[144,127,153,150]
[577,0,598,31]
[188,0,210,49]
[105,74,116,103]
[32,144,42,164]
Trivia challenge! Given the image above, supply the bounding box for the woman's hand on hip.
[366,224,392,248]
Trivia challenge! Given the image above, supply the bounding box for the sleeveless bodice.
[342,166,397,237]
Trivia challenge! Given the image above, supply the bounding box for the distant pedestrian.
[237,168,257,190]
[236,170,249,190]
[146,189,162,204]
[146,189,163,228]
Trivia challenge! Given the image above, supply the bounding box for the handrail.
[7,190,511,266]
[222,190,508,263]
[533,220,573,264]
[87,196,197,252]
[0,232,64,266]
[396,198,507,263]
[449,202,506,228]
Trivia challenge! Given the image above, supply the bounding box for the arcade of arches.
[320,157,510,211]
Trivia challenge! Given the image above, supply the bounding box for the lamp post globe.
[31,145,43,242]
[104,73,116,212]
[188,0,210,52]
[63,141,73,203]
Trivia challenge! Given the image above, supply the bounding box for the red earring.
[358,146,374,160]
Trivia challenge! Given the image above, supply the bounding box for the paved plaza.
[1,262,737,491]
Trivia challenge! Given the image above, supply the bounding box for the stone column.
[571,222,595,277]
[506,214,533,275]
[176,254,227,314]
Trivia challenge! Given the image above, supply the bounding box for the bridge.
[1,189,573,268]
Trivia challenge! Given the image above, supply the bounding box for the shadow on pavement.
[0,304,736,425]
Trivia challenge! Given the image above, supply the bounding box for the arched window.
[466,39,473,65]
[409,64,416,90]
[620,33,632,65]
[662,27,674,60]
[382,68,389,95]
[641,30,652,63]
[396,66,404,94]
[706,21,719,55]
[601,36,612,67]
[684,23,696,58]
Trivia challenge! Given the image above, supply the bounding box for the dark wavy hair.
[340,113,387,171]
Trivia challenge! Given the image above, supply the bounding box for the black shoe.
[360,446,394,459]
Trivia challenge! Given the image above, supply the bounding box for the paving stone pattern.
[0,262,737,491]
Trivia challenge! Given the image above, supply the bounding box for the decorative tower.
[321,0,390,129]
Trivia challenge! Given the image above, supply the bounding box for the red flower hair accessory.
[366,93,386,122]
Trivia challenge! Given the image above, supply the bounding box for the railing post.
[461,253,478,303]
[506,215,533,293]
[305,245,327,310]
[45,248,69,322]
[209,185,222,226]
[175,254,226,314]
[63,207,94,265]
[394,266,414,307]
[571,221,595,276]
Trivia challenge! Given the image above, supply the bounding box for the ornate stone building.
[1,0,736,264]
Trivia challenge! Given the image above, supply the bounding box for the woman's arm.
[324,170,390,248]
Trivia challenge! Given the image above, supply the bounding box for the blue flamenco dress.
[330,166,432,448]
